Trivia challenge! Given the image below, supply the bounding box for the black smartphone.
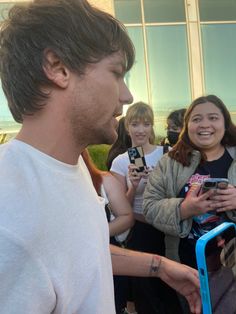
[196,222,236,314]
[202,178,229,193]
[127,146,147,172]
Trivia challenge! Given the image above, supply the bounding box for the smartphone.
[201,178,229,193]
[127,146,147,172]
[196,222,236,314]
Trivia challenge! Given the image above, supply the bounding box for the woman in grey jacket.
[143,95,236,268]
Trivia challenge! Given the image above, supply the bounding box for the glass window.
[0,80,20,134]
[0,3,14,22]
[199,0,236,22]
[0,83,11,121]
[0,2,19,133]
[146,25,190,136]
[125,27,148,107]
[201,24,236,123]
[114,0,141,24]
[144,0,185,23]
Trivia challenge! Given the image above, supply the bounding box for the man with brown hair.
[0,1,201,313]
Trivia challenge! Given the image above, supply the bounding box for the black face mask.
[167,130,180,146]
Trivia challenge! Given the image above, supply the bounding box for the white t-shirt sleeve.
[110,154,129,177]
[0,227,55,313]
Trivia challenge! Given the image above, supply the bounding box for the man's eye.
[113,71,121,77]
[113,70,124,78]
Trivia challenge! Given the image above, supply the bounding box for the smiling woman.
[143,95,236,274]
[187,102,225,157]
[110,102,182,314]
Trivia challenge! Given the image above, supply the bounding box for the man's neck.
[16,119,85,165]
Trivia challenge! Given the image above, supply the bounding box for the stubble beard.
[70,116,117,147]
[91,126,117,145]
[69,100,118,146]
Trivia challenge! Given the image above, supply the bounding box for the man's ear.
[43,49,70,88]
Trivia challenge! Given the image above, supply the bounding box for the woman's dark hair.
[106,117,131,170]
[160,108,186,146]
[169,95,236,166]
[167,108,186,129]
[0,0,135,122]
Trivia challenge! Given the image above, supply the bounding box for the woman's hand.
[128,164,143,188]
[209,184,236,212]
[128,164,152,188]
[180,184,216,219]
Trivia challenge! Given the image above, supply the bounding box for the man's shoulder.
[0,140,12,155]
[0,140,39,212]
[0,139,23,161]
[0,141,19,174]
[0,139,28,172]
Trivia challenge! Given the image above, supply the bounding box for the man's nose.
[120,82,133,105]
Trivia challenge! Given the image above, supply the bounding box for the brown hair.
[169,95,236,166]
[125,102,155,144]
[106,117,132,170]
[81,149,105,195]
[0,0,135,122]
[167,108,186,129]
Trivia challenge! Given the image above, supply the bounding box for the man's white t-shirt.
[110,146,163,214]
[0,139,115,314]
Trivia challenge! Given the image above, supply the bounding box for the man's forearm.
[110,244,161,277]
[110,245,201,314]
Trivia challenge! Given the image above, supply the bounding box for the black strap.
[163,144,169,154]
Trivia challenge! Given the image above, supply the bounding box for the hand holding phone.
[201,178,229,194]
[202,178,229,192]
[127,146,147,173]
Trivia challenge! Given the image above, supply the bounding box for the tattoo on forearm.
[149,255,161,277]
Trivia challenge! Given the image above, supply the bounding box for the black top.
[178,149,233,268]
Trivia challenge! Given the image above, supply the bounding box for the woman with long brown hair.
[144,95,236,270]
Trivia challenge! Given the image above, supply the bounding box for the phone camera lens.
[205,182,216,188]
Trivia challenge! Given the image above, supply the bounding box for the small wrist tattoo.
[149,255,162,277]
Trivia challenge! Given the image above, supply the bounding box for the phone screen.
[205,225,236,313]
[202,178,229,193]
[127,146,146,172]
